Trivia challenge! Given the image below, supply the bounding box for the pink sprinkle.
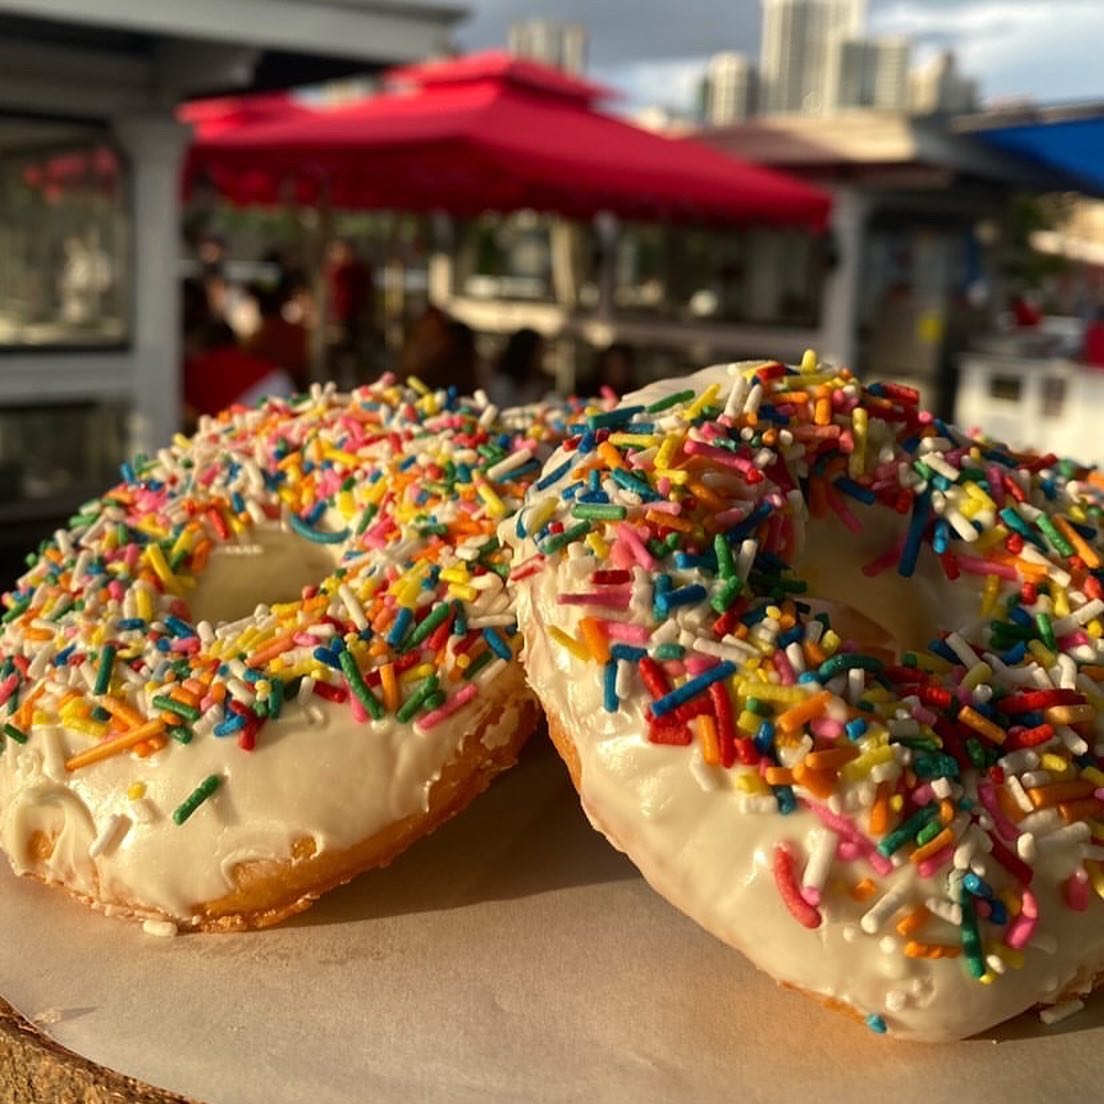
[107,580,125,602]
[714,505,751,528]
[772,649,796,685]
[987,465,1006,508]
[1005,889,1038,950]
[806,802,894,876]
[644,500,682,515]
[810,717,844,740]
[605,622,651,645]
[200,695,216,712]
[657,477,672,496]
[348,691,368,724]
[911,705,937,726]
[293,632,318,646]
[683,439,759,478]
[418,683,478,730]
[1065,870,1090,911]
[912,783,934,806]
[557,590,632,609]
[685,656,720,675]
[0,673,19,706]
[916,844,955,878]
[801,886,822,907]
[979,783,1020,841]
[957,555,1018,581]
[862,535,907,577]
[838,840,861,861]
[617,523,657,569]
[170,638,200,654]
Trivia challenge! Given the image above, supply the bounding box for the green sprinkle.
[710,576,744,614]
[355,503,378,535]
[817,652,884,682]
[653,643,685,660]
[151,694,201,722]
[3,723,28,744]
[172,774,221,825]
[2,599,29,624]
[93,645,116,696]
[960,895,986,979]
[541,521,590,555]
[462,650,493,682]
[168,725,193,744]
[915,817,945,847]
[745,697,770,716]
[714,533,735,579]
[339,650,384,720]
[571,502,627,521]
[646,388,695,413]
[1035,611,1057,651]
[1037,515,1074,558]
[912,752,960,780]
[396,675,439,723]
[402,602,453,652]
[877,804,939,857]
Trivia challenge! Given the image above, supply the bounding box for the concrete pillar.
[112,113,191,456]
[818,186,869,371]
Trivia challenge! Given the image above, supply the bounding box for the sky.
[455,0,1104,113]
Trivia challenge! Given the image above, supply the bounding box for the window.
[0,116,129,348]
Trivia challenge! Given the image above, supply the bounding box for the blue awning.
[974,115,1104,195]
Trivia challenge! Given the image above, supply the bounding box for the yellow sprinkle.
[889,793,905,813]
[849,407,868,478]
[128,782,147,800]
[406,374,429,395]
[337,490,356,518]
[325,448,359,468]
[525,497,559,536]
[1053,587,1071,619]
[734,770,770,795]
[1086,861,1104,900]
[549,625,590,662]
[737,710,760,734]
[475,479,507,517]
[820,629,841,656]
[972,526,1008,553]
[734,681,806,703]
[840,744,896,781]
[685,383,720,421]
[585,531,609,558]
[800,348,818,372]
[1080,766,1104,788]
[1027,640,1056,667]
[996,945,1025,971]
[608,433,660,448]
[961,662,993,691]
[144,544,182,595]
[980,574,1001,618]
[654,468,690,485]
[1040,752,1073,775]
[66,717,109,738]
[963,481,996,512]
[655,436,678,470]
[1089,620,1103,640]
[135,586,153,624]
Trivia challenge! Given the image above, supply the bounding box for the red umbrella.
[177,92,312,139]
[187,51,830,228]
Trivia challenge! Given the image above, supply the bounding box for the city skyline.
[459,0,1104,112]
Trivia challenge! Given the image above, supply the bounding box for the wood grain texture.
[0,998,200,1104]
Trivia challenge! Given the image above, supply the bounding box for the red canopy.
[186,52,830,228]
[177,92,312,139]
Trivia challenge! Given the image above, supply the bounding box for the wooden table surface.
[0,998,198,1104]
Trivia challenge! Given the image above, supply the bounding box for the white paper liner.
[2,739,1103,1103]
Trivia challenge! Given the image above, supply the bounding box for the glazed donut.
[506,358,1104,1041]
[0,376,564,931]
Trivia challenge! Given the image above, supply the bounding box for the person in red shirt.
[325,238,374,382]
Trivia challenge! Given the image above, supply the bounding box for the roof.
[699,110,1081,192]
[956,103,1104,198]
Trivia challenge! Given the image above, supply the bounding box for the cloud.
[872,0,1104,101]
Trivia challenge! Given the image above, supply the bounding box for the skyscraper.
[760,0,865,114]
[825,37,910,111]
[702,52,758,125]
[909,50,979,115]
[507,19,588,74]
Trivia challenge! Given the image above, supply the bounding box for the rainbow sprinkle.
[516,356,1104,1027]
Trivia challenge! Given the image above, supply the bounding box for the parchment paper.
[2,737,1102,1104]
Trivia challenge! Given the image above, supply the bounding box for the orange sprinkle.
[694,714,721,767]
[578,617,610,664]
[909,827,954,864]
[804,746,860,771]
[65,719,167,772]
[100,696,144,729]
[776,690,832,735]
[380,663,399,713]
[1028,779,1097,808]
[170,687,201,709]
[869,782,890,836]
[1054,515,1101,569]
[896,905,930,938]
[764,766,794,786]
[792,761,837,799]
[850,878,878,902]
[1045,704,1095,725]
[597,441,626,471]
[645,510,694,534]
[246,633,296,669]
[904,940,961,960]
[958,705,1006,745]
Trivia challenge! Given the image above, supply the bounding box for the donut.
[505,357,1104,1041]
[0,376,566,931]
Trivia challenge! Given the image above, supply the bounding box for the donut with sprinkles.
[0,375,567,931]
[505,357,1104,1041]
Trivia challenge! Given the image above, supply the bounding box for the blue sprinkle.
[116,618,146,631]
[999,641,1027,665]
[833,477,876,505]
[288,514,350,545]
[963,872,994,899]
[933,519,950,555]
[988,900,1008,925]
[482,627,513,661]
[577,430,597,454]
[777,625,804,648]
[164,615,196,638]
[774,785,797,815]
[724,501,772,544]
[120,461,136,483]
[214,714,247,737]
[231,491,245,515]
[754,721,776,756]
[305,500,327,526]
[865,1014,888,1035]
[656,584,707,616]
[312,647,341,669]
[603,660,619,712]
[898,490,931,578]
[387,607,413,647]
[649,662,737,718]
[845,718,868,741]
[610,644,647,662]
[675,551,717,572]
[611,467,659,501]
[588,405,644,429]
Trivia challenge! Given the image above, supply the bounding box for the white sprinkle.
[801,828,837,900]
[486,446,533,482]
[89,813,129,859]
[142,919,179,938]
[298,676,315,707]
[861,884,908,934]
[337,584,368,631]
[1005,774,1035,814]
[1039,999,1084,1026]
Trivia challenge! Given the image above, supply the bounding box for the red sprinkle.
[773,843,822,929]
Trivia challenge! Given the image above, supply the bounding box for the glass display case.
[0,117,129,348]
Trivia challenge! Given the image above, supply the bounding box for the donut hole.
[186,524,342,628]
[793,514,964,657]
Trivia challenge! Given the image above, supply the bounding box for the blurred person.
[490,327,547,408]
[1081,307,1104,369]
[399,308,479,396]
[58,235,112,327]
[325,237,374,383]
[182,282,293,430]
[245,282,309,393]
[1010,289,1042,329]
[595,342,637,397]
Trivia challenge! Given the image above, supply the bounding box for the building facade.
[702,52,757,125]
[825,37,910,111]
[507,19,587,74]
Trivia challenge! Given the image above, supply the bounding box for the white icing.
[507,363,1104,1041]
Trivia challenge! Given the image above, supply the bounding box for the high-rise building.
[760,0,865,114]
[909,50,979,115]
[507,19,587,74]
[702,52,758,125]
[825,37,910,111]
